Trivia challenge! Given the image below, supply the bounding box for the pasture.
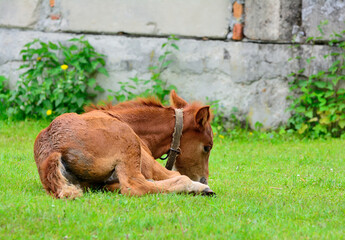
[0,120,344,239]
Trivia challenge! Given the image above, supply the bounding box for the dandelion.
[61,64,68,70]
[37,57,42,61]
[46,109,52,116]
[249,132,253,135]
[219,135,224,139]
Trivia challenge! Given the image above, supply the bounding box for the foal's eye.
[203,146,212,153]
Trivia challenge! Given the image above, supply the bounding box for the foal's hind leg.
[104,183,120,192]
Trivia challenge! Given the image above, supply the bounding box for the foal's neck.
[110,107,176,158]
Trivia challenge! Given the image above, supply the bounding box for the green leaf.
[305,110,313,118]
[325,91,334,98]
[308,117,318,122]
[314,81,326,88]
[94,85,105,93]
[320,116,330,125]
[162,60,172,68]
[116,94,126,102]
[306,37,315,43]
[69,37,82,42]
[339,120,345,129]
[298,68,305,74]
[91,61,99,71]
[97,67,109,77]
[295,106,306,112]
[158,55,165,62]
[171,43,179,50]
[40,42,48,49]
[76,97,84,108]
[107,95,114,101]
[49,42,58,50]
[69,45,78,51]
[298,124,308,134]
[87,78,96,87]
[96,58,106,66]
[55,93,64,107]
[148,66,158,71]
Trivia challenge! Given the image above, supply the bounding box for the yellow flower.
[61,64,68,70]
[249,132,253,135]
[46,109,52,116]
[37,57,42,61]
[219,135,224,139]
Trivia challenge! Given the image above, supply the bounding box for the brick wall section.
[0,0,344,128]
[0,0,344,41]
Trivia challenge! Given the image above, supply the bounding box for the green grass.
[0,120,344,239]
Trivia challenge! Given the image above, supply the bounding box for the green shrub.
[0,76,10,119]
[108,35,179,104]
[7,36,107,119]
[287,23,345,138]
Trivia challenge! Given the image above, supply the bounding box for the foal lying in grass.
[34,91,215,198]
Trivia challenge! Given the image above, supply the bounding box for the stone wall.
[0,0,344,128]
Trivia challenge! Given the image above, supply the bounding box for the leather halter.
[160,108,183,170]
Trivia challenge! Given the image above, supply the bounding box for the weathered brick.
[50,14,60,20]
[233,2,243,19]
[232,23,244,40]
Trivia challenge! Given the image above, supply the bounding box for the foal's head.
[170,91,214,185]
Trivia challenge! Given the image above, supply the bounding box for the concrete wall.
[0,0,344,128]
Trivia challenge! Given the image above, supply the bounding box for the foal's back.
[34,111,140,186]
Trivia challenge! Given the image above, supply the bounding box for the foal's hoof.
[201,188,216,197]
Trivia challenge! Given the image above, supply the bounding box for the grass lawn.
[0,120,344,239]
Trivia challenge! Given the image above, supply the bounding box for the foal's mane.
[84,97,166,113]
[84,96,213,124]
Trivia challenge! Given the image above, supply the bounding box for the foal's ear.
[195,106,211,129]
[170,90,188,108]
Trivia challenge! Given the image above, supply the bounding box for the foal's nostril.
[200,177,207,185]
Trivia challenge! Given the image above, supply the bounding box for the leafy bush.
[7,36,107,119]
[0,76,10,119]
[288,23,345,138]
[207,99,242,137]
[108,35,179,104]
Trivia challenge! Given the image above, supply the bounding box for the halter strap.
[164,108,183,170]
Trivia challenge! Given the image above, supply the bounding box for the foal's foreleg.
[115,143,213,196]
[148,160,214,195]
[150,159,181,180]
[149,175,214,195]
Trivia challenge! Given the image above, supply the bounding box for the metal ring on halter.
[169,147,180,154]
[159,150,170,160]
[159,148,181,160]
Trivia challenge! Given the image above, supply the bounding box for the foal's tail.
[40,152,82,199]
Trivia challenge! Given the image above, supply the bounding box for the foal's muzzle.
[200,177,208,185]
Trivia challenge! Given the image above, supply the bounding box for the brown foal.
[34,90,214,198]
